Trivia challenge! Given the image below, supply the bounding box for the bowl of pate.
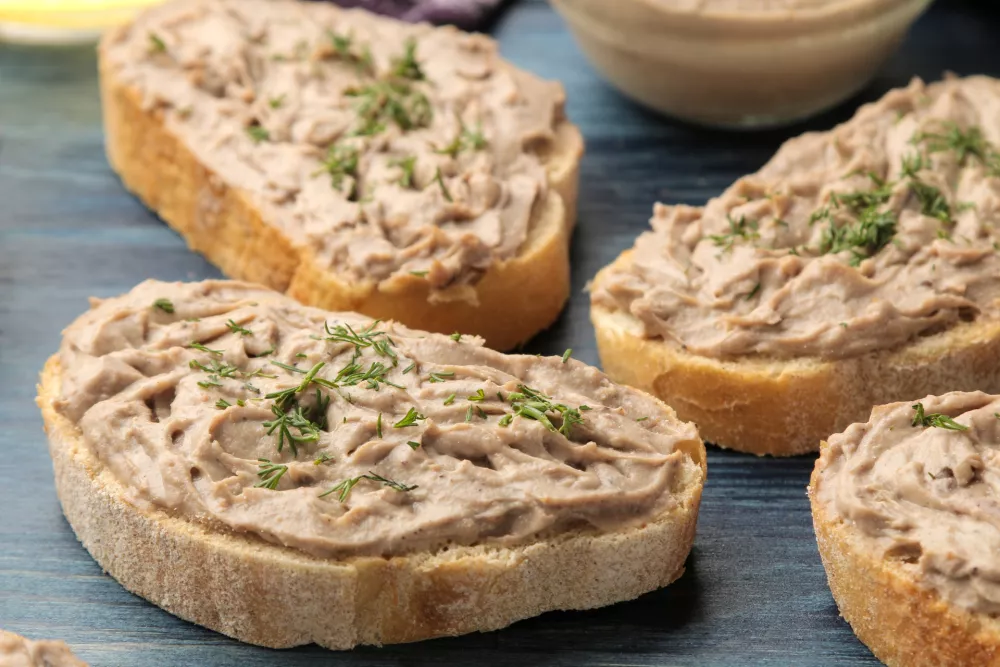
[551,0,933,128]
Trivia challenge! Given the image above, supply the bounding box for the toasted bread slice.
[38,280,705,650]
[810,394,1000,666]
[592,252,1000,456]
[0,631,88,666]
[98,1,583,351]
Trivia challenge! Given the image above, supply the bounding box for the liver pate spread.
[815,391,1000,615]
[592,76,1000,359]
[53,281,702,559]
[0,632,87,667]
[101,0,566,293]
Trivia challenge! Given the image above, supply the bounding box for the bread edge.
[38,355,706,649]
[98,35,584,352]
[590,253,1000,456]
[809,445,1000,666]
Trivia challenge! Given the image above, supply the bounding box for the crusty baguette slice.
[98,18,583,353]
[37,291,705,650]
[591,252,1000,456]
[0,630,88,666]
[810,445,1000,666]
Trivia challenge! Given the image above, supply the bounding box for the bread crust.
[38,356,706,650]
[809,447,1000,666]
[591,251,1000,456]
[97,35,584,352]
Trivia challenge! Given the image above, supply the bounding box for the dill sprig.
[911,402,969,431]
[435,121,488,158]
[331,359,401,390]
[561,348,572,363]
[148,32,166,53]
[266,361,327,409]
[254,459,289,490]
[389,155,417,188]
[393,407,426,428]
[345,79,432,136]
[506,384,585,437]
[324,320,397,362]
[226,319,252,336]
[708,214,759,252]
[428,370,454,383]
[913,122,1000,174]
[215,398,231,410]
[152,298,174,314]
[262,403,321,456]
[325,30,376,75]
[819,206,897,267]
[188,342,223,356]
[390,37,425,81]
[247,125,269,143]
[433,167,453,202]
[317,143,360,198]
[319,471,417,501]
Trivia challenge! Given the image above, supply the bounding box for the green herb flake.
[428,371,455,383]
[561,348,572,363]
[407,441,421,450]
[226,319,252,336]
[467,388,486,402]
[498,414,513,427]
[215,398,231,409]
[433,167,452,202]
[443,393,456,406]
[393,407,426,428]
[911,402,969,431]
[450,332,462,342]
[319,471,417,501]
[189,342,224,356]
[247,125,270,143]
[709,214,759,252]
[390,155,417,189]
[390,37,425,81]
[254,459,289,490]
[376,412,383,439]
[148,32,166,53]
[152,298,174,314]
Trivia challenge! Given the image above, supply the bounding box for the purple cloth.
[324,0,507,30]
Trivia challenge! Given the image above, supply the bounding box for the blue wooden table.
[1,1,996,664]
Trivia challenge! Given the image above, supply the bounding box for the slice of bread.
[37,280,705,650]
[592,256,1000,456]
[98,0,583,352]
[809,396,1000,666]
[0,630,88,667]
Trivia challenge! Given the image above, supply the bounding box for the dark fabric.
[319,0,508,30]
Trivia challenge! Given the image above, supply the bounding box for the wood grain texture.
[1,1,999,664]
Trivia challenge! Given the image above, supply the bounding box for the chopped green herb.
[254,459,289,490]
[317,143,360,197]
[226,319,252,336]
[507,384,585,437]
[450,332,462,342]
[465,405,473,422]
[271,360,305,374]
[390,155,417,188]
[325,30,375,75]
[911,402,969,431]
[498,414,513,427]
[428,371,454,383]
[152,298,174,314]
[390,37,425,81]
[709,214,759,252]
[467,388,486,402]
[409,270,428,277]
[913,122,1000,174]
[819,206,897,267]
[215,398,231,409]
[266,361,327,410]
[402,362,416,374]
[407,441,421,450]
[320,471,417,500]
[561,348,572,363]
[909,178,952,223]
[433,167,453,202]
[263,403,322,455]
[189,342,223,356]
[393,407,426,428]
[197,376,222,389]
[314,452,334,465]
[268,94,286,109]
[636,416,649,422]
[376,412,383,438]
[148,32,166,53]
[247,125,269,143]
[324,320,397,362]
[746,282,761,300]
[443,393,456,406]
[345,80,432,136]
[295,353,307,358]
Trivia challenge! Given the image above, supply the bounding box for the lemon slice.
[0,0,164,44]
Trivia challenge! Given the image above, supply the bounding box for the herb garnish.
[409,270,428,277]
[215,398,231,409]
[433,167,453,202]
[428,371,454,383]
[443,393,456,406]
[393,407,426,428]
[325,30,375,75]
[376,412,383,438]
[247,125,269,143]
[561,348,572,363]
[913,122,1000,175]
[346,80,432,136]
[450,332,462,342]
[498,414,513,427]
[390,37,425,81]
[255,459,289,490]
[435,121,488,158]
[319,471,417,501]
[317,143,360,197]
[709,214,759,252]
[263,404,321,455]
[324,320,397,362]
[467,388,486,402]
[268,95,286,109]
[407,441,421,450]
[226,319,252,336]
[152,298,174,314]
[402,362,416,374]
[911,402,969,431]
[189,342,224,356]
[266,361,327,409]
[390,155,417,188]
[506,384,585,437]
[314,452,333,465]
[148,32,166,53]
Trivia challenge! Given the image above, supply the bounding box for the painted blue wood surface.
[1,1,997,664]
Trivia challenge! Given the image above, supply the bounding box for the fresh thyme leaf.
[247,125,269,143]
[390,37,425,81]
[443,393,456,406]
[433,167,453,202]
[497,391,505,402]
[393,407,426,428]
[376,412,383,438]
[215,398,232,409]
[709,214,759,251]
[189,359,239,378]
[450,332,462,342]
[268,94,286,109]
[390,155,417,188]
[562,348,572,363]
[237,399,247,407]
[226,319,252,336]
[428,371,454,383]
[189,342,223,356]
[254,459,289,490]
[148,32,166,53]
[911,402,969,431]
[263,403,321,455]
[467,388,486,402]
[475,406,487,419]
[407,441,421,450]
[152,298,174,314]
